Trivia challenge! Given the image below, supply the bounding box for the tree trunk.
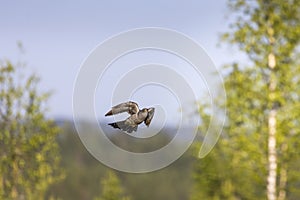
[267,50,277,200]
[278,166,287,200]
[278,143,288,200]
[267,108,277,200]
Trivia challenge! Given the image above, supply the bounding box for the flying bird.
[105,101,155,133]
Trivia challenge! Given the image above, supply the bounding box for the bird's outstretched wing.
[105,101,139,116]
[144,107,155,126]
[108,119,138,133]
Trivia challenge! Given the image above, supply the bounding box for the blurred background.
[1,0,300,200]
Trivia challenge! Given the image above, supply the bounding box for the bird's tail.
[108,121,137,133]
[108,121,122,129]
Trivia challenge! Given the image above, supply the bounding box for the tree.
[94,170,131,200]
[0,60,64,199]
[192,1,300,199]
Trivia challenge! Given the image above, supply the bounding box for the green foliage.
[192,68,268,199]
[94,170,131,200]
[0,60,64,199]
[192,0,300,199]
[49,121,195,200]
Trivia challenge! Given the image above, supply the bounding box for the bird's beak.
[148,107,154,113]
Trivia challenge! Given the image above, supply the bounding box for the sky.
[0,0,235,121]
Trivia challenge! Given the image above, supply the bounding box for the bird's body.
[105,101,155,133]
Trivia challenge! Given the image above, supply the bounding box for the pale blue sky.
[0,0,235,119]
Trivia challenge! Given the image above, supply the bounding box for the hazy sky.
[1,0,234,120]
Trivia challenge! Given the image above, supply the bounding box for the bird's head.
[144,107,155,126]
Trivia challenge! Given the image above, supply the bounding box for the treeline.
[47,121,196,200]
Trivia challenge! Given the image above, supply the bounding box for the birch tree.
[192,1,300,199]
[224,1,300,199]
